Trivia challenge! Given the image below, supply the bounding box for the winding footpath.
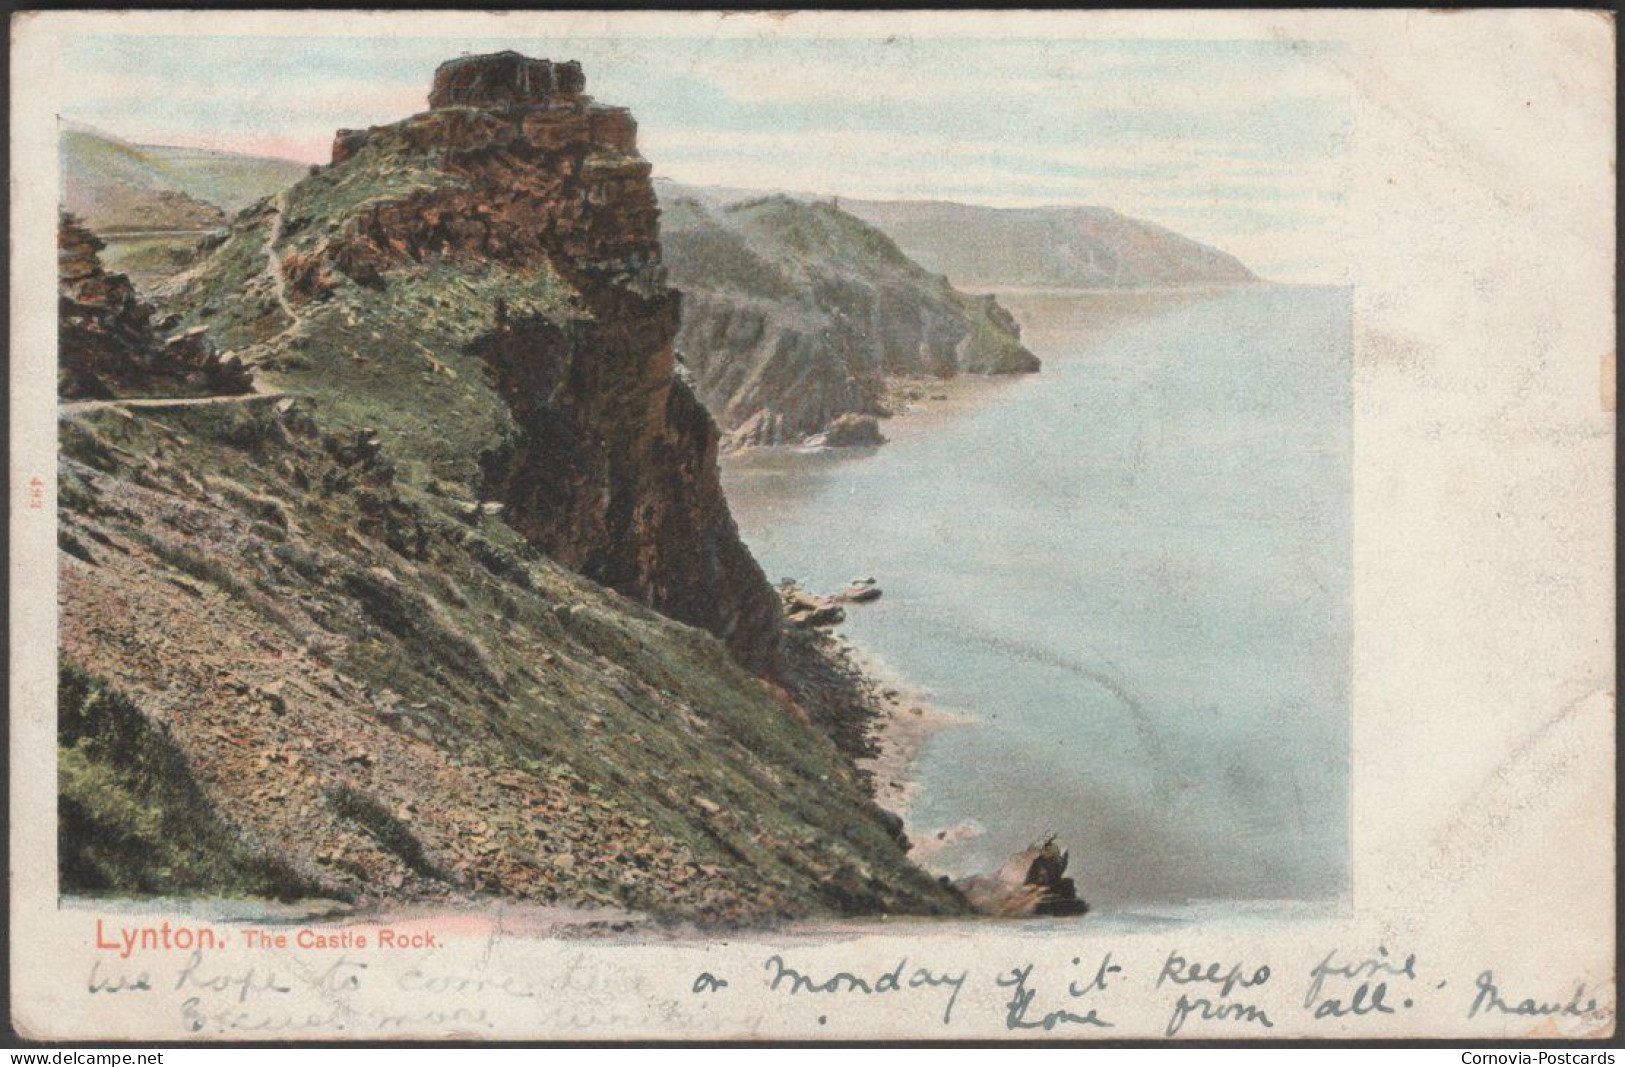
[58,392,289,418]
[263,191,300,326]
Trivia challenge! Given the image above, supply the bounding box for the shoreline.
[722,388,1028,869]
[878,371,1029,441]
[720,285,1229,463]
[721,287,1199,879]
[788,610,983,874]
[833,635,968,834]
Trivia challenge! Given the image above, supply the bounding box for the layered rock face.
[319,71,652,284]
[170,54,781,670]
[58,213,251,400]
[661,195,1039,449]
[56,54,977,919]
[473,281,780,669]
[427,51,586,109]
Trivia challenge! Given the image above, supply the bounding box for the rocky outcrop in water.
[58,213,251,400]
[777,579,887,630]
[955,836,1089,917]
[782,585,846,630]
[809,413,887,449]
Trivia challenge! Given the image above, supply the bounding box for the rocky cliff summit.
[426,51,586,109]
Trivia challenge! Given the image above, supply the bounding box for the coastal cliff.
[162,50,780,669]
[59,52,965,921]
[661,194,1038,449]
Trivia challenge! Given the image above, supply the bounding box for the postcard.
[8,8,1615,1043]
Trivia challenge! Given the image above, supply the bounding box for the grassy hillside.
[154,143,557,489]
[61,123,306,233]
[138,143,311,213]
[657,180,1257,290]
[53,81,965,921]
[841,198,1258,290]
[58,399,960,920]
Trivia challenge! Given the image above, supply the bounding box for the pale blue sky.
[61,34,1351,280]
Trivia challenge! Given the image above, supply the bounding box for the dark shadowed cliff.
[58,212,252,400]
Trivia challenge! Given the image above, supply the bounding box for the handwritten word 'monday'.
[762,956,968,1025]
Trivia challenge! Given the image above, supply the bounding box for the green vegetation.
[98,234,205,291]
[657,198,797,299]
[662,192,1038,443]
[58,660,317,899]
[190,251,570,484]
[277,260,574,487]
[709,198,1037,372]
[161,134,575,486]
[726,196,924,276]
[58,109,964,920]
[158,211,284,350]
[327,786,444,881]
[61,123,305,232]
[137,143,309,214]
[57,393,961,919]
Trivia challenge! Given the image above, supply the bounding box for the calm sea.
[722,286,1351,907]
